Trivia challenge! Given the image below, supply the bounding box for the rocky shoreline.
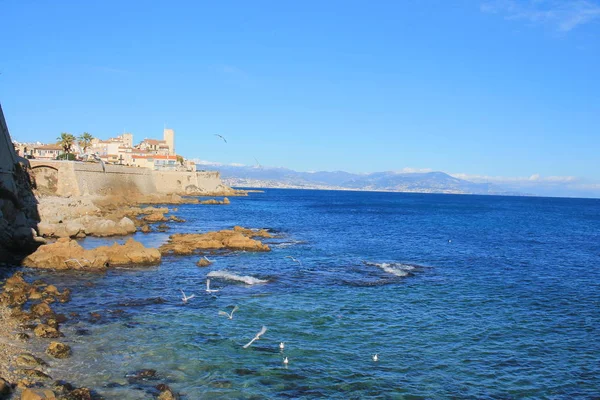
[0,188,275,399]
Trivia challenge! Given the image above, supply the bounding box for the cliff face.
[0,103,40,264]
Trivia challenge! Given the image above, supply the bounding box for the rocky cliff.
[0,103,40,264]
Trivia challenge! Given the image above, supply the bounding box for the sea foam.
[364,261,415,277]
[207,270,268,285]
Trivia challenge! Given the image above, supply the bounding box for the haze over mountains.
[194,161,523,196]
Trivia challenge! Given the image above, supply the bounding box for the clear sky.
[1,1,599,193]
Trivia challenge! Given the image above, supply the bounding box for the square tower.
[163,128,175,156]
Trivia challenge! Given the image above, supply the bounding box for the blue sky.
[1,0,599,196]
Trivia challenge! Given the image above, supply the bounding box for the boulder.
[196,258,211,267]
[21,238,160,270]
[46,342,72,359]
[144,213,167,223]
[15,353,49,368]
[159,228,271,255]
[31,302,54,318]
[63,387,92,400]
[140,224,152,233]
[0,377,11,396]
[156,384,178,400]
[117,217,136,234]
[15,369,52,381]
[20,388,56,400]
[33,324,63,338]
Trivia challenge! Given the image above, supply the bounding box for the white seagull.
[180,289,195,304]
[279,342,285,350]
[285,256,302,266]
[206,279,219,293]
[283,357,289,365]
[214,134,227,143]
[218,305,239,320]
[243,326,267,348]
[203,256,214,263]
[372,354,379,362]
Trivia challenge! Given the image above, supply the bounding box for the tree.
[176,155,184,165]
[78,132,94,153]
[57,132,76,155]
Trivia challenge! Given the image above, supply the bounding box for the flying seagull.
[206,279,219,293]
[218,305,239,320]
[214,134,227,143]
[243,325,267,348]
[92,153,106,173]
[180,289,195,304]
[285,256,302,266]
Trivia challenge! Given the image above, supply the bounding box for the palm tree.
[78,132,94,153]
[57,132,76,155]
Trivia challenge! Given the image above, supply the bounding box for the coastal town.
[12,128,196,172]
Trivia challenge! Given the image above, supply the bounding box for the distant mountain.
[196,162,522,195]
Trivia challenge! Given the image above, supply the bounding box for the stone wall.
[30,160,224,197]
[0,103,40,263]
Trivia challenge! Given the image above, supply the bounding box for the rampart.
[29,160,224,197]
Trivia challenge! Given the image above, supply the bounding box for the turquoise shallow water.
[17,190,600,399]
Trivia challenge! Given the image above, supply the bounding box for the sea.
[13,189,600,399]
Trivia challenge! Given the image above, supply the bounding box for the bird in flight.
[180,289,195,304]
[214,134,227,143]
[243,326,267,348]
[205,279,219,293]
[285,256,302,266]
[218,305,239,320]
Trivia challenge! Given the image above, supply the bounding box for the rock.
[159,228,271,255]
[156,384,178,400]
[33,324,63,338]
[51,380,74,396]
[169,215,185,223]
[46,342,72,359]
[233,226,272,238]
[16,333,31,341]
[223,197,230,204]
[117,217,136,233]
[15,369,52,381]
[196,258,211,267]
[61,387,92,400]
[144,213,167,223]
[15,353,49,368]
[21,238,160,270]
[127,369,158,384]
[156,224,169,232]
[44,285,59,295]
[0,377,11,396]
[31,302,54,318]
[140,224,151,233]
[20,388,56,400]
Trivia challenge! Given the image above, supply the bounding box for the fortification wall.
[0,103,40,263]
[30,160,223,197]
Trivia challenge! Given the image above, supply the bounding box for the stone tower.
[163,128,175,156]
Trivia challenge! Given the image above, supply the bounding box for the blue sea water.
[19,189,600,399]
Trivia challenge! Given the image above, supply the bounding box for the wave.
[364,261,416,277]
[207,270,268,285]
[271,240,308,248]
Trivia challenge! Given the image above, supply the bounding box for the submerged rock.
[16,369,52,381]
[0,377,11,396]
[33,323,63,338]
[15,353,48,368]
[21,238,161,270]
[159,227,271,255]
[46,342,72,359]
[143,213,167,223]
[196,258,211,267]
